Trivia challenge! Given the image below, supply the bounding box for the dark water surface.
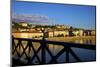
[12,33,96,64]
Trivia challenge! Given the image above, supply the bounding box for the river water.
[12,33,96,64]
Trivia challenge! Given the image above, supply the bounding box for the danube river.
[12,33,96,64]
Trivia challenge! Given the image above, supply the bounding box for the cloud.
[12,14,54,25]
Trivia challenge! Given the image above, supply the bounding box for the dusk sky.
[12,1,96,30]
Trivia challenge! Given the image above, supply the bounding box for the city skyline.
[12,1,96,30]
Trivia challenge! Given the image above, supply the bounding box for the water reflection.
[75,39,95,45]
[12,33,96,64]
[13,40,96,64]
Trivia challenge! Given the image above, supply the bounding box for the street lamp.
[41,27,45,40]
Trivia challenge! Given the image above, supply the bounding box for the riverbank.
[12,32,96,45]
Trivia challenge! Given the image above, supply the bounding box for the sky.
[12,1,96,30]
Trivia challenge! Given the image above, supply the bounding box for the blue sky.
[12,1,96,30]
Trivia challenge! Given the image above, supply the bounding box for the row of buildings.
[12,22,96,38]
